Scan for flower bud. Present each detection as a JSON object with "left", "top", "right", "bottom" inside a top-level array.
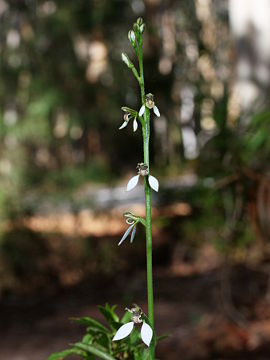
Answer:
[
  {"left": 128, "top": 30, "right": 136, "bottom": 48},
  {"left": 136, "top": 17, "right": 143, "bottom": 26},
  {"left": 133, "top": 23, "right": 140, "bottom": 34},
  {"left": 121, "top": 52, "right": 133, "bottom": 68},
  {"left": 139, "top": 24, "right": 145, "bottom": 34}
]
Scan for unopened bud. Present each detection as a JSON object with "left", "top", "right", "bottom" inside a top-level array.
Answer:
[
  {"left": 133, "top": 23, "right": 140, "bottom": 34},
  {"left": 121, "top": 53, "right": 132, "bottom": 68},
  {"left": 136, "top": 17, "right": 143, "bottom": 26},
  {"left": 139, "top": 24, "right": 145, "bottom": 34},
  {"left": 128, "top": 30, "right": 136, "bottom": 48}
]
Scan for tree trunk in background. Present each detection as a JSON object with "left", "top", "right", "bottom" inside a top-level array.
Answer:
[{"left": 229, "top": 0, "right": 270, "bottom": 114}]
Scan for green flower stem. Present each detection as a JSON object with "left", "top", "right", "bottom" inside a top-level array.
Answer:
[{"left": 138, "top": 45, "right": 155, "bottom": 359}]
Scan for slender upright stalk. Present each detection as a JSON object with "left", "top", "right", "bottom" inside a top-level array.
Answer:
[
  {"left": 138, "top": 47, "right": 155, "bottom": 359},
  {"left": 121, "top": 19, "right": 157, "bottom": 358}
]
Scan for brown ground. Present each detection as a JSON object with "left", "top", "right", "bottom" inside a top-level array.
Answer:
[
  {"left": 1, "top": 201, "right": 270, "bottom": 360},
  {"left": 1, "top": 259, "right": 270, "bottom": 360}
]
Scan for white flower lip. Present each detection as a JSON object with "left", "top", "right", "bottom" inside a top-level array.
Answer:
[
  {"left": 139, "top": 102, "right": 160, "bottom": 117},
  {"left": 119, "top": 121, "right": 128, "bottom": 130},
  {"left": 139, "top": 105, "right": 145, "bottom": 117},
  {"left": 133, "top": 118, "right": 138, "bottom": 132},
  {"left": 153, "top": 105, "right": 160, "bottom": 117},
  {"left": 118, "top": 224, "right": 134, "bottom": 246},
  {"left": 126, "top": 172, "right": 159, "bottom": 192},
  {"left": 126, "top": 174, "right": 140, "bottom": 192},
  {"left": 141, "top": 321, "right": 153, "bottom": 347},
  {"left": 130, "top": 225, "right": 136, "bottom": 243},
  {"left": 148, "top": 175, "right": 159, "bottom": 192},
  {"left": 113, "top": 320, "right": 153, "bottom": 347},
  {"left": 113, "top": 322, "right": 134, "bottom": 341}
]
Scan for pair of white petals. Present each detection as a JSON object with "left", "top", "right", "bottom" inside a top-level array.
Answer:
[
  {"left": 118, "top": 223, "right": 136, "bottom": 246},
  {"left": 139, "top": 104, "right": 160, "bottom": 117},
  {"left": 113, "top": 321, "right": 153, "bottom": 347},
  {"left": 126, "top": 174, "right": 159, "bottom": 192},
  {"left": 119, "top": 118, "right": 138, "bottom": 132}
]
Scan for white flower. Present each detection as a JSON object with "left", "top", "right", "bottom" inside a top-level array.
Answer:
[
  {"left": 119, "top": 117, "right": 138, "bottom": 132},
  {"left": 139, "top": 93, "right": 160, "bottom": 118},
  {"left": 118, "top": 212, "right": 145, "bottom": 246},
  {"left": 126, "top": 163, "right": 159, "bottom": 192},
  {"left": 118, "top": 221, "right": 137, "bottom": 246},
  {"left": 112, "top": 306, "right": 153, "bottom": 347},
  {"left": 119, "top": 108, "right": 139, "bottom": 132}
]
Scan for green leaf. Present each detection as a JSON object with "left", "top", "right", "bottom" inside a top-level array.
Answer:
[
  {"left": 156, "top": 334, "right": 170, "bottom": 342},
  {"left": 134, "top": 347, "right": 151, "bottom": 360},
  {"left": 74, "top": 343, "right": 116, "bottom": 360},
  {"left": 47, "top": 348, "right": 84, "bottom": 360},
  {"left": 98, "top": 304, "right": 119, "bottom": 324},
  {"left": 121, "top": 311, "right": 132, "bottom": 324},
  {"left": 82, "top": 334, "right": 93, "bottom": 344},
  {"left": 71, "top": 316, "right": 109, "bottom": 334}
]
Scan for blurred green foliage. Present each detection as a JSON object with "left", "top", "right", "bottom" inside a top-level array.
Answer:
[
  {"left": 0, "top": 0, "right": 270, "bottom": 294},
  {"left": 48, "top": 304, "right": 155, "bottom": 360}
]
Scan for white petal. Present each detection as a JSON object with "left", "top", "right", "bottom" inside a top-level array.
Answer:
[
  {"left": 119, "top": 121, "right": 128, "bottom": 130},
  {"left": 148, "top": 175, "right": 159, "bottom": 192},
  {"left": 130, "top": 225, "right": 136, "bottom": 243},
  {"left": 153, "top": 105, "right": 160, "bottom": 117},
  {"left": 113, "top": 322, "right": 134, "bottom": 341},
  {"left": 141, "top": 322, "right": 153, "bottom": 347},
  {"left": 118, "top": 225, "right": 134, "bottom": 246},
  {"left": 139, "top": 105, "right": 145, "bottom": 117},
  {"left": 133, "top": 118, "right": 138, "bottom": 132},
  {"left": 126, "top": 175, "right": 140, "bottom": 192}
]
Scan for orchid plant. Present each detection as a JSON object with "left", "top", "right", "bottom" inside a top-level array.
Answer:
[
  {"left": 48, "top": 18, "right": 159, "bottom": 360},
  {"left": 114, "top": 17, "right": 160, "bottom": 359}
]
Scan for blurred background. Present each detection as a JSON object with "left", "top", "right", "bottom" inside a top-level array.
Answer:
[{"left": 1, "top": 0, "right": 270, "bottom": 359}]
